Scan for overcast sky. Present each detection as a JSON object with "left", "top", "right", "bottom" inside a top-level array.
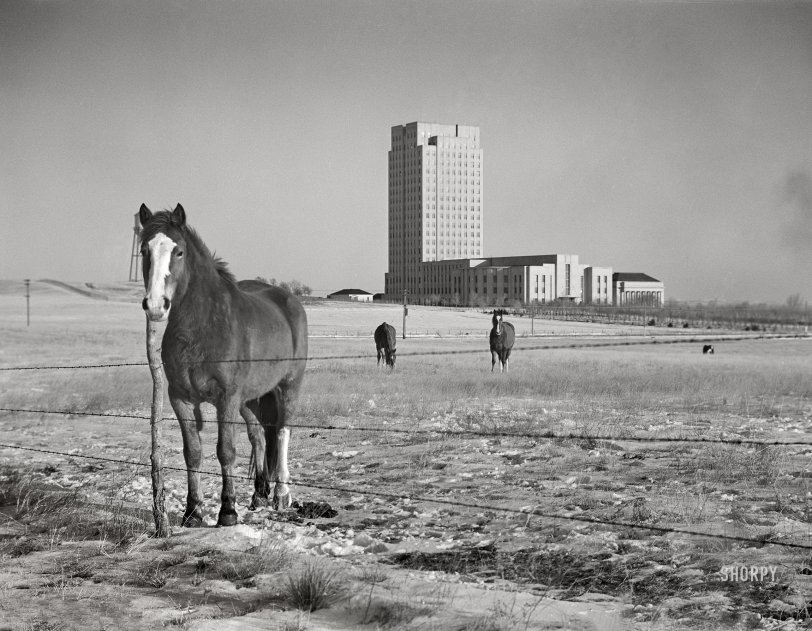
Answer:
[{"left": 2, "top": 0, "right": 811, "bottom": 303}]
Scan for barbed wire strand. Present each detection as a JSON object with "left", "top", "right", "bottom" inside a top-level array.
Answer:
[
  {"left": 0, "top": 441, "right": 810, "bottom": 551},
  {"left": 0, "top": 332, "right": 808, "bottom": 372},
  {"left": 2, "top": 406, "right": 811, "bottom": 447}
]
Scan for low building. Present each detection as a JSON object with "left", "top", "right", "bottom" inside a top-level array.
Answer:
[
  {"left": 583, "top": 266, "right": 613, "bottom": 305},
  {"left": 327, "top": 288, "right": 373, "bottom": 302},
  {"left": 401, "top": 254, "right": 616, "bottom": 306},
  {"left": 612, "top": 273, "right": 664, "bottom": 306}
]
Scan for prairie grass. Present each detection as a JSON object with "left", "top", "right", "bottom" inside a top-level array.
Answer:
[
  {"left": 301, "top": 336, "right": 811, "bottom": 418},
  {"left": 3, "top": 294, "right": 809, "bottom": 427}
]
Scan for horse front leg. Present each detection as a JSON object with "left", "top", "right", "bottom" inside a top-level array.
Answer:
[
  {"left": 171, "top": 398, "right": 204, "bottom": 527},
  {"left": 216, "top": 397, "right": 241, "bottom": 527},
  {"left": 241, "top": 401, "right": 270, "bottom": 511}
]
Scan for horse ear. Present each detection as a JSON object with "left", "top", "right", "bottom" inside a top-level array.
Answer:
[
  {"left": 172, "top": 203, "right": 186, "bottom": 226},
  {"left": 139, "top": 203, "right": 152, "bottom": 226}
]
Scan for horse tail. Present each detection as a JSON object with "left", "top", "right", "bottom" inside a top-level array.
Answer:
[{"left": 257, "top": 389, "right": 281, "bottom": 483}]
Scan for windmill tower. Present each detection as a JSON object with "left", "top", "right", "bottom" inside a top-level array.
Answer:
[{"left": 129, "top": 212, "right": 142, "bottom": 282}]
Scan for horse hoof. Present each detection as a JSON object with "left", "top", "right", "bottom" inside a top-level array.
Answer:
[
  {"left": 273, "top": 493, "right": 292, "bottom": 511},
  {"left": 217, "top": 511, "right": 239, "bottom": 527},
  {"left": 181, "top": 513, "right": 204, "bottom": 528},
  {"left": 249, "top": 494, "right": 269, "bottom": 511}
]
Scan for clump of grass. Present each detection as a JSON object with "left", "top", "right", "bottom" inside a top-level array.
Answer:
[
  {"left": 0, "top": 536, "right": 44, "bottom": 558},
  {"left": 358, "top": 565, "right": 390, "bottom": 585},
  {"left": 362, "top": 599, "right": 434, "bottom": 628},
  {"left": 0, "top": 466, "right": 151, "bottom": 550},
  {"left": 135, "top": 564, "right": 169, "bottom": 588},
  {"left": 285, "top": 560, "right": 346, "bottom": 612},
  {"left": 198, "top": 540, "right": 294, "bottom": 583},
  {"left": 19, "top": 618, "right": 67, "bottom": 631},
  {"left": 691, "top": 444, "right": 786, "bottom": 485}
]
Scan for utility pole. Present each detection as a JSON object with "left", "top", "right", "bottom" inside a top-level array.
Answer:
[
  {"left": 644, "top": 305, "right": 647, "bottom": 336},
  {"left": 402, "top": 290, "right": 408, "bottom": 339},
  {"left": 531, "top": 299, "right": 536, "bottom": 336},
  {"left": 24, "top": 279, "right": 30, "bottom": 326}
]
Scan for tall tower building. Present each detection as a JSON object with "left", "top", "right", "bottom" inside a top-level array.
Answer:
[{"left": 385, "top": 122, "right": 483, "bottom": 299}]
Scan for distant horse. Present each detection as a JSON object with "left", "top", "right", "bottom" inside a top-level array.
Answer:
[
  {"left": 702, "top": 344, "right": 714, "bottom": 354},
  {"left": 374, "top": 322, "right": 397, "bottom": 368},
  {"left": 139, "top": 203, "right": 308, "bottom": 527},
  {"left": 489, "top": 310, "right": 515, "bottom": 373}
]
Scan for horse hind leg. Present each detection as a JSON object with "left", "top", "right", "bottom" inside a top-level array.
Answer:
[
  {"left": 261, "top": 385, "right": 295, "bottom": 511},
  {"left": 242, "top": 400, "right": 271, "bottom": 511}
]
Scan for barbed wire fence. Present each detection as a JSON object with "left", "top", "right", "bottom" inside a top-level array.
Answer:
[
  {"left": 2, "top": 441, "right": 811, "bottom": 552},
  {"left": 1, "top": 332, "right": 811, "bottom": 555}
]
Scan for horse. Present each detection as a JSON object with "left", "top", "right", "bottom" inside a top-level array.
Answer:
[
  {"left": 374, "top": 322, "right": 397, "bottom": 368},
  {"left": 139, "top": 203, "right": 308, "bottom": 527},
  {"left": 489, "top": 310, "right": 515, "bottom": 373},
  {"left": 702, "top": 344, "right": 714, "bottom": 354}
]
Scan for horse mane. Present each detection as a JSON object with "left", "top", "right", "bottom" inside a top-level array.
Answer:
[{"left": 140, "top": 210, "right": 236, "bottom": 284}]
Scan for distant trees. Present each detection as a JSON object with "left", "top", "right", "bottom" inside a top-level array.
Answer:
[{"left": 254, "top": 277, "right": 312, "bottom": 297}]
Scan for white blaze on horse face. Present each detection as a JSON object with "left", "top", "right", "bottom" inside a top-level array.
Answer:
[{"left": 144, "top": 233, "right": 177, "bottom": 321}]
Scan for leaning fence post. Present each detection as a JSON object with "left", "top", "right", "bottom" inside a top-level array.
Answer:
[{"left": 146, "top": 317, "right": 171, "bottom": 537}]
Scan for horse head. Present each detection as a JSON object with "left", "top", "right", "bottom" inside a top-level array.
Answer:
[
  {"left": 139, "top": 203, "right": 190, "bottom": 322},
  {"left": 492, "top": 310, "right": 504, "bottom": 336}
]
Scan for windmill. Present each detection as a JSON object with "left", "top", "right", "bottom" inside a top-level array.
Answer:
[{"left": 129, "top": 212, "right": 142, "bottom": 282}]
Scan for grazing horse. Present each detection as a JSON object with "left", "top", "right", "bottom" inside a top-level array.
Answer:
[
  {"left": 374, "top": 322, "right": 397, "bottom": 368},
  {"left": 702, "top": 344, "right": 714, "bottom": 354},
  {"left": 139, "top": 203, "right": 308, "bottom": 527},
  {"left": 489, "top": 310, "right": 515, "bottom": 373}
]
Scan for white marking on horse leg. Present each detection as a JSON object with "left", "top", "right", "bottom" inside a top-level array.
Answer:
[
  {"left": 274, "top": 427, "right": 292, "bottom": 509},
  {"left": 144, "top": 233, "right": 177, "bottom": 321}
]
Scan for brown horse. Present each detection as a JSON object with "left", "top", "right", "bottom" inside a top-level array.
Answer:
[
  {"left": 489, "top": 310, "right": 515, "bottom": 373},
  {"left": 374, "top": 322, "right": 397, "bottom": 368},
  {"left": 139, "top": 203, "right": 308, "bottom": 527}
]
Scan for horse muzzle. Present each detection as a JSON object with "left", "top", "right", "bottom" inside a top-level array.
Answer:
[{"left": 142, "top": 296, "right": 171, "bottom": 321}]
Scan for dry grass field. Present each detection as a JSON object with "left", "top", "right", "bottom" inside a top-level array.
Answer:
[{"left": 1, "top": 280, "right": 811, "bottom": 630}]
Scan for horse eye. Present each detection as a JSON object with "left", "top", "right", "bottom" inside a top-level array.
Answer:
[{"left": 176, "top": 250, "right": 184, "bottom": 258}]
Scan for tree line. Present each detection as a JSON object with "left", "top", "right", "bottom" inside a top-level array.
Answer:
[{"left": 254, "top": 277, "right": 312, "bottom": 297}]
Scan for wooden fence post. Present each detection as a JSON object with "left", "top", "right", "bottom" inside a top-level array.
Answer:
[{"left": 146, "top": 317, "right": 171, "bottom": 537}]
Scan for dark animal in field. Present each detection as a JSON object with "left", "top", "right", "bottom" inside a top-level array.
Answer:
[
  {"left": 489, "top": 310, "right": 515, "bottom": 373},
  {"left": 374, "top": 322, "right": 397, "bottom": 368},
  {"left": 139, "top": 203, "right": 308, "bottom": 527},
  {"left": 703, "top": 344, "right": 714, "bottom": 354}
]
